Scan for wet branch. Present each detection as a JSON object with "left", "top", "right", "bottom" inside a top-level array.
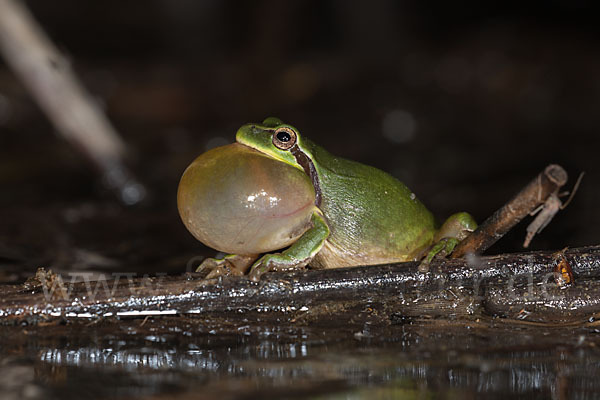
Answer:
[{"left": 1, "top": 245, "right": 600, "bottom": 326}]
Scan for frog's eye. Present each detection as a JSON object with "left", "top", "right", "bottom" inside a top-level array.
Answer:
[{"left": 272, "top": 127, "right": 297, "bottom": 150}]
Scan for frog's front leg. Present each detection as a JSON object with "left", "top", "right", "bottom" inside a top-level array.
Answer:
[
  {"left": 418, "top": 211, "right": 477, "bottom": 272},
  {"left": 248, "top": 211, "right": 330, "bottom": 282},
  {"left": 196, "top": 254, "right": 258, "bottom": 279}
]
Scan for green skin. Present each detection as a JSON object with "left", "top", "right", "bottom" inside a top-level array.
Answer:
[{"left": 197, "top": 118, "right": 477, "bottom": 281}]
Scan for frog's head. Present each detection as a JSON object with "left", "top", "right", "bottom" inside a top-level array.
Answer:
[
  {"left": 236, "top": 117, "right": 322, "bottom": 205},
  {"left": 236, "top": 117, "right": 310, "bottom": 170}
]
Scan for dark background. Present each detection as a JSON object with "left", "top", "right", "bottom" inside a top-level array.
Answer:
[{"left": 1, "top": 0, "right": 598, "bottom": 279}]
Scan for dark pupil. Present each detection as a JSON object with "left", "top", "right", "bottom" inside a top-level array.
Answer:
[{"left": 276, "top": 131, "right": 291, "bottom": 142}]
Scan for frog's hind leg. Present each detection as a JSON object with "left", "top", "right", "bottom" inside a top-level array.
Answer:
[
  {"left": 434, "top": 212, "right": 477, "bottom": 243},
  {"left": 196, "top": 254, "right": 258, "bottom": 279},
  {"left": 418, "top": 212, "right": 477, "bottom": 272}
]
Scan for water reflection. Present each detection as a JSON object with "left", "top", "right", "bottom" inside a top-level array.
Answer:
[{"left": 22, "top": 321, "right": 600, "bottom": 399}]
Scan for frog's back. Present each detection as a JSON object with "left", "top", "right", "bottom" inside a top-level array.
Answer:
[{"left": 310, "top": 145, "right": 436, "bottom": 269}]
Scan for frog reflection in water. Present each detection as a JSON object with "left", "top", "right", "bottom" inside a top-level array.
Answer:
[{"left": 177, "top": 118, "right": 477, "bottom": 281}]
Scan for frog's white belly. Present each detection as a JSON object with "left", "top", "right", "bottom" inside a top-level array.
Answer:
[{"left": 311, "top": 240, "right": 417, "bottom": 269}]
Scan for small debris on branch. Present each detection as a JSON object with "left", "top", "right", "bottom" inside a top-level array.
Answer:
[
  {"left": 553, "top": 247, "right": 574, "bottom": 288},
  {"left": 523, "top": 194, "right": 563, "bottom": 248},
  {"left": 524, "top": 171, "right": 584, "bottom": 248}
]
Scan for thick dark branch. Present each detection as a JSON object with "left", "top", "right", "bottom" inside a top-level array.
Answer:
[{"left": 2, "top": 245, "right": 600, "bottom": 326}]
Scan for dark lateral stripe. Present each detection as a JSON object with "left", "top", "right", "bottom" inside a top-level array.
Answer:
[{"left": 291, "top": 145, "right": 322, "bottom": 207}]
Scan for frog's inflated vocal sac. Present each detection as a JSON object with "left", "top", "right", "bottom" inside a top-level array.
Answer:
[{"left": 177, "top": 118, "right": 477, "bottom": 281}]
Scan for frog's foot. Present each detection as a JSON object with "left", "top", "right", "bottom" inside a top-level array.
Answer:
[
  {"left": 248, "top": 253, "right": 311, "bottom": 282},
  {"left": 418, "top": 211, "right": 478, "bottom": 272},
  {"left": 196, "top": 254, "right": 257, "bottom": 279},
  {"left": 197, "top": 259, "right": 241, "bottom": 279},
  {"left": 418, "top": 237, "right": 460, "bottom": 273}
]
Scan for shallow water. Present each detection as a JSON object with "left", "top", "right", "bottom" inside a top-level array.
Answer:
[{"left": 2, "top": 316, "right": 599, "bottom": 399}]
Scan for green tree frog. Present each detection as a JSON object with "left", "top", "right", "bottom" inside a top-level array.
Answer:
[{"left": 177, "top": 118, "right": 477, "bottom": 281}]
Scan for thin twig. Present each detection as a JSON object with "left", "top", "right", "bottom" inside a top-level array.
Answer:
[
  {"left": 451, "top": 164, "right": 568, "bottom": 258},
  {"left": 0, "top": 0, "right": 145, "bottom": 204}
]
